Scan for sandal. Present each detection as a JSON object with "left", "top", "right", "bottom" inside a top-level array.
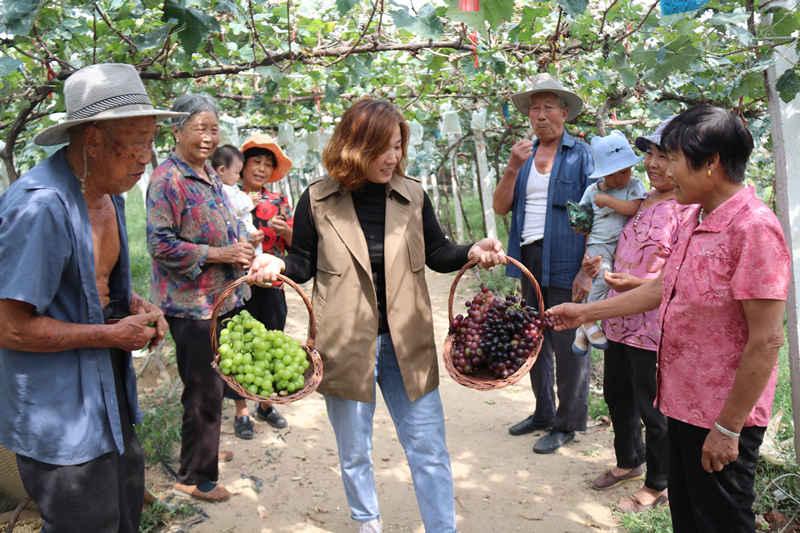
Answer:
[
  {"left": 173, "top": 482, "right": 231, "bottom": 502},
  {"left": 234, "top": 415, "right": 254, "bottom": 440},
  {"left": 590, "top": 465, "right": 644, "bottom": 491},
  {"left": 616, "top": 490, "right": 668, "bottom": 513},
  {"left": 256, "top": 405, "right": 288, "bottom": 429}
]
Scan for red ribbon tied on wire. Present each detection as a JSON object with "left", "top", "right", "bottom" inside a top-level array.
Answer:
[
  {"left": 468, "top": 31, "right": 479, "bottom": 68},
  {"left": 459, "top": 0, "right": 480, "bottom": 11}
]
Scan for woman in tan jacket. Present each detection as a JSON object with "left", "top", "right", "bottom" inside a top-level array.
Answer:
[{"left": 250, "top": 98, "right": 505, "bottom": 533}]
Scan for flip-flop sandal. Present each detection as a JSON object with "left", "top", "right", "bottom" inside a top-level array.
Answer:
[
  {"left": 174, "top": 482, "right": 232, "bottom": 502},
  {"left": 590, "top": 465, "right": 645, "bottom": 490},
  {"left": 616, "top": 492, "right": 668, "bottom": 513}
]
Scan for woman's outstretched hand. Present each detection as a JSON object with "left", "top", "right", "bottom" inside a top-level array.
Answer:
[
  {"left": 248, "top": 253, "right": 286, "bottom": 286},
  {"left": 467, "top": 238, "right": 507, "bottom": 268},
  {"left": 545, "top": 303, "right": 588, "bottom": 331}
]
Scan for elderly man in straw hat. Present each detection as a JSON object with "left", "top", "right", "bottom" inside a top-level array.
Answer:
[
  {"left": 0, "top": 63, "right": 180, "bottom": 532},
  {"left": 493, "top": 73, "right": 595, "bottom": 454}
]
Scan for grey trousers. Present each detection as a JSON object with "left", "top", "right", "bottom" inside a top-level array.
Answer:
[
  {"left": 585, "top": 241, "right": 617, "bottom": 304},
  {"left": 520, "top": 242, "right": 590, "bottom": 432}
]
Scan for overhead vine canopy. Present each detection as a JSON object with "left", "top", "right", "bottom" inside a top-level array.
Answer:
[{"left": 1, "top": 0, "right": 799, "bottom": 184}]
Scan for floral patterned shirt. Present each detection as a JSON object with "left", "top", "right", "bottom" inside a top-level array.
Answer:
[
  {"left": 147, "top": 154, "right": 249, "bottom": 319},
  {"left": 656, "top": 186, "right": 790, "bottom": 429},
  {"left": 248, "top": 187, "right": 293, "bottom": 256},
  {"left": 603, "top": 197, "right": 690, "bottom": 351}
]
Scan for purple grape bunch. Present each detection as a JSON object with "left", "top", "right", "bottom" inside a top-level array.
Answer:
[{"left": 449, "top": 285, "right": 553, "bottom": 379}]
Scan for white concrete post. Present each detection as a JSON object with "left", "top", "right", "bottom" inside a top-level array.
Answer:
[
  {"left": 767, "top": 43, "right": 800, "bottom": 460},
  {"left": 471, "top": 107, "right": 497, "bottom": 240}
]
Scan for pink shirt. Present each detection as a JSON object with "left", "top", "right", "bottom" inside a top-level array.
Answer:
[
  {"left": 656, "top": 186, "right": 790, "bottom": 429},
  {"left": 604, "top": 197, "right": 689, "bottom": 351}
]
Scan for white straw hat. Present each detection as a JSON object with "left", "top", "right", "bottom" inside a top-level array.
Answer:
[
  {"left": 34, "top": 63, "right": 186, "bottom": 146},
  {"left": 510, "top": 73, "right": 583, "bottom": 122}
]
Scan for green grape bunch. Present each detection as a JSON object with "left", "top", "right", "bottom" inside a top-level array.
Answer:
[{"left": 217, "top": 310, "right": 309, "bottom": 397}]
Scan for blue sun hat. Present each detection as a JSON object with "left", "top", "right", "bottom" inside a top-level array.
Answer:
[
  {"left": 588, "top": 130, "right": 643, "bottom": 179},
  {"left": 634, "top": 116, "right": 676, "bottom": 152}
]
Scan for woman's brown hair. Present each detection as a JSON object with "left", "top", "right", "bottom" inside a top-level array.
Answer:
[{"left": 322, "top": 98, "right": 409, "bottom": 190}]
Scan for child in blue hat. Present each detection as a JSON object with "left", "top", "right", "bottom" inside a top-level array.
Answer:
[{"left": 572, "top": 131, "right": 647, "bottom": 355}]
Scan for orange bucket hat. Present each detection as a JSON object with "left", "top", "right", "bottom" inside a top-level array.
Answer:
[{"left": 240, "top": 133, "right": 293, "bottom": 183}]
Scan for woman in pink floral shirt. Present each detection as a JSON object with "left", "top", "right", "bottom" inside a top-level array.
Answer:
[
  {"left": 586, "top": 118, "right": 689, "bottom": 513},
  {"left": 548, "top": 105, "right": 790, "bottom": 533}
]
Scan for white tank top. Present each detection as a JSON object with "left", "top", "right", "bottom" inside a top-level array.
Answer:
[{"left": 521, "top": 164, "right": 550, "bottom": 245}]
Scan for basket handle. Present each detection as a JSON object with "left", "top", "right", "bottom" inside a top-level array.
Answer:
[
  {"left": 447, "top": 256, "right": 545, "bottom": 323},
  {"left": 210, "top": 274, "right": 317, "bottom": 355}
]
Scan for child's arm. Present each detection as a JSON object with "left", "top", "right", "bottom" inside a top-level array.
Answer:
[{"left": 594, "top": 194, "right": 642, "bottom": 216}]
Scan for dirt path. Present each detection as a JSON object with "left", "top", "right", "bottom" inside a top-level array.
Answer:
[{"left": 151, "top": 270, "right": 627, "bottom": 533}]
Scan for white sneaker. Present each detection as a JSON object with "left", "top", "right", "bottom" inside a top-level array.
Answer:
[{"left": 358, "top": 518, "right": 382, "bottom": 533}]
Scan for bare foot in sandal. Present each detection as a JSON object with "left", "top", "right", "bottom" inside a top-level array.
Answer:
[
  {"left": 616, "top": 486, "right": 668, "bottom": 513},
  {"left": 174, "top": 481, "right": 231, "bottom": 502}
]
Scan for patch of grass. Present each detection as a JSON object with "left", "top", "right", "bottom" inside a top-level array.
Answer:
[
  {"left": 124, "top": 189, "right": 151, "bottom": 299},
  {"left": 137, "top": 384, "right": 182, "bottom": 465},
  {"left": 619, "top": 506, "right": 672, "bottom": 533},
  {"left": 754, "top": 460, "right": 800, "bottom": 517},
  {"left": 772, "top": 344, "right": 794, "bottom": 442},
  {"left": 588, "top": 390, "right": 609, "bottom": 420},
  {"left": 139, "top": 498, "right": 200, "bottom": 533}
]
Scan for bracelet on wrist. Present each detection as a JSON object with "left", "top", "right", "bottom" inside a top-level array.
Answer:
[{"left": 714, "top": 421, "right": 740, "bottom": 439}]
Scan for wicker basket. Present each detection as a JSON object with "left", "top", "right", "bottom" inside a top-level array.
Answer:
[
  {"left": 443, "top": 256, "right": 545, "bottom": 391},
  {"left": 210, "top": 275, "right": 323, "bottom": 404}
]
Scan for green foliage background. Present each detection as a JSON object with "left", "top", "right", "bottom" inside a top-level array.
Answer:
[{"left": 1, "top": 0, "right": 798, "bottom": 200}]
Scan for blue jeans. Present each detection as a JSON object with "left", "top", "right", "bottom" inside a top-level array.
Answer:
[{"left": 325, "top": 334, "right": 456, "bottom": 532}]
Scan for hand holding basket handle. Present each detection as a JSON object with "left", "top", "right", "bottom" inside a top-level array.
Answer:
[
  {"left": 466, "top": 238, "right": 507, "bottom": 268},
  {"left": 248, "top": 253, "right": 286, "bottom": 286}
]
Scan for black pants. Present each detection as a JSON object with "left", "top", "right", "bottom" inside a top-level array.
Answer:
[
  {"left": 521, "top": 242, "right": 590, "bottom": 432},
  {"left": 167, "top": 308, "right": 239, "bottom": 485},
  {"left": 604, "top": 340, "right": 668, "bottom": 490},
  {"left": 668, "top": 417, "right": 765, "bottom": 533},
  {"left": 17, "top": 349, "right": 144, "bottom": 533},
  {"left": 246, "top": 285, "right": 287, "bottom": 330},
  {"left": 223, "top": 287, "right": 288, "bottom": 401}
]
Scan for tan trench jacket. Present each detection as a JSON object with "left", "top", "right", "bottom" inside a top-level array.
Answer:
[{"left": 309, "top": 174, "right": 438, "bottom": 402}]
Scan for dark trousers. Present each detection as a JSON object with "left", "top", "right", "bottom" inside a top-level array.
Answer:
[
  {"left": 167, "top": 309, "right": 239, "bottom": 486},
  {"left": 521, "top": 242, "right": 590, "bottom": 432},
  {"left": 223, "top": 287, "right": 288, "bottom": 401},
  {"left": 604, "top": 341, "right": 668, "bottom": 490},
  {"left": 246, "top": 285, "right": 287, "bottom": 330},
  {"left": 668, "top": 417, "right": 765, "bottom": 533},
  {"left": 17, "top": 349, "right": 144, "bottom": 533}
]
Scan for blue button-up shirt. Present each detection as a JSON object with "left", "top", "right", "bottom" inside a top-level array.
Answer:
[
  {"left": 0, "top": 148, "right": 140, "bottom": 465},
  {"left": 506, "top": 130, "right": 594, "bottom": 289}
]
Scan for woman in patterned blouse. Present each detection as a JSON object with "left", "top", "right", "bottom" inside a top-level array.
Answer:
[
  {"left": 231, "top": 134, "right": 294, "bottom": 435},
  {"left": 147, "top": 94, "right": 254, "bottom": 502}
]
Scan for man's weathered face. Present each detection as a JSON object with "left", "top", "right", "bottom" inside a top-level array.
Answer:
[
  {"left": 90, "top": 116, "right": 157, "bottom": 194},
  {"left": 527, "top": 92, "right": 567, "bottom": 142}
]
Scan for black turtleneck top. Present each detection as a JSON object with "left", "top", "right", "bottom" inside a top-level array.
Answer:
[{"left": 284, "top": 180, "right": 472, "bottom": 334}]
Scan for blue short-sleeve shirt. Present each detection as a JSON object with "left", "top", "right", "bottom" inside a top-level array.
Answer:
[
  {"left": 506, "top": 130, "right": 595, "bottom": 289},
  {"left": 0, "top": 148, "right": 140, "bottom": 465}
]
